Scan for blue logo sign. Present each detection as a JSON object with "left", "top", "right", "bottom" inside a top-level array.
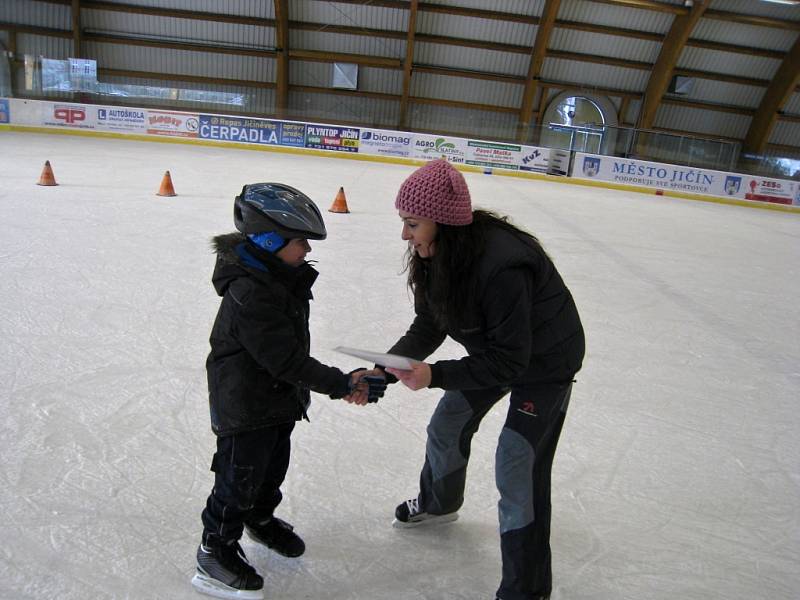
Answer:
[
  {"left": 582, "top": 156, "right": 600, "bottom": 177},
  {"left": 724, "top": 176, "right": 741, "bottom": 195},
  {"left": 97, "top": 108, "right": 107, "bottom": 120},
  {"left": 0, "top": 99, "right": 9, "bottom": 124}
]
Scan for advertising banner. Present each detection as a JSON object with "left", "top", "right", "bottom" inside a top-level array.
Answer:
[
  {"left": 305, "top": 124, "right": 360, "bottom": 152},
  {"left": 43, "top": 103, "right": 96, "bottom": 129},
  {"left": 464, "top": 140, "right": 522, "bottom": 171},
  {"left": 466, "top": 140, "right": 522, "bottom": 169},
  {"left": 464, "top": 140, "right": 550, "bottom": 172},
  {"left": 742, "top": 177, "right": 797, "bottom": 205},
  {"left": 411, "top": 134, "right": 466, "bottom": 163},
  {"left": 198, "top": 115, "right": 281, "bottom": 145},
  {"left": 518, "top": 145, "right": 550, "bottom": 173},
  {"left": 573, "top": 153, "right": 800, "bottom": 206},
  {"left": 95, "top": 106, "right": 146, "bottom": 133},
  {"left": 0, "top": 99, "right": 8, "bottom": 124},
  {"left": 359, "top": 128, "right": 413, "bottom": 158},
  {"left": 279, "top": 122, "right": 306, "bottom": 147},
  {"left": 146, "top": 110, "right": 199, "bottom": 138}
]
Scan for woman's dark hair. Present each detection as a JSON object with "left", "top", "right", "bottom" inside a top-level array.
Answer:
[{"left": 403, "top": 209, "right": 543, "bottom": 329}]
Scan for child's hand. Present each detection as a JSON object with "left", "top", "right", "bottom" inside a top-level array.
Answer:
[{"left": 343, "top": 368, "right": 385, "bottom": 405}]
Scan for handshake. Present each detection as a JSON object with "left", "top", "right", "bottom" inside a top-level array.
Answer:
[{"left": 341, "top": 368, "right": 388, "bottom": 406}]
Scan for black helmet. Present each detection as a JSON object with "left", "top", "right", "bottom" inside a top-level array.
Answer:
[{"left": 233, "top": 183, "right": 327, "bottom": 240}]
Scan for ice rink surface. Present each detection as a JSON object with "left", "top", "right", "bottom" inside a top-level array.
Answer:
[{"left": 1, "top": 131, "right": 798, "bottom": 600}]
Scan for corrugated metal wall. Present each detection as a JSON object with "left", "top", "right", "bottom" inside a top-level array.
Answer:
[
  {"left": 687, "top": 79, "right": 764, "bottom": 110},
  {"left": 549, "top": 29, "right": 661, "bottom": 63},
  {"left": 679, "top": 47, "right": 780, "bottom": 80},
  {"left": 417, "top": 12, "right": 535, "bottom": 48},
  {"left": 655, "top": 104, "right": 751, "bottom": 140},
  {"left": 785, "top": 92, "right": 800, "bottom": 116},
  {"left": 557, "top": 0, "right": 675, "bottom": 33},
  {"left": 769, "top": 122, "right": 800, "bottom": 151},
  {"left": 414, "top": 41, "right": 528, "bottom": 76},
  {"left": 411, "top": 71, "right": 521, "bottom": 108},
  {"left": 290, "top": 30, "right": 401, "bottom": 59},
  {"left": 0, "top": 1, "right": 70, "bottom": 30},
  {"left": 86, "top": 41, "right": 276, "bottom": 83},
  {"left": 98, "top": 0, "right": 274, "bottom": 19},
  {"left": 426, "top": 0, "right": 543, "bottom": 17},
  {"left": 81, "top": 11, "right": 275, "bottom": 50},
  {"left": 693, "top": 19, "right": 797, "bottom": 53},
  {"left": 710, "top": 0, "right": 799, "bottom": 24},
  {"left": 542, "top": 58, "right": 649, "bottom": 92},
  {"left": 292, "top": 0, "right": 407, "bottom": 32}
]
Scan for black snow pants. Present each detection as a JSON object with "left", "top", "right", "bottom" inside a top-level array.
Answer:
[
  {"left": 201, "top": 422, "right": 295, "bottom": 544},
  {"left": 416, "top": 381, "right": 573, "bottom": 600}
]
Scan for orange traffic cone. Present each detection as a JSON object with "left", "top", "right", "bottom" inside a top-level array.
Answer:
[
  {"left": 156, "top": 170, "right": 177, "bottom": 197},
  {"left": 328, "top": 187, "right": 349, "bottom": 213},
  {"left": 37, "top": 160, "right": 58, "bottom": 186}
]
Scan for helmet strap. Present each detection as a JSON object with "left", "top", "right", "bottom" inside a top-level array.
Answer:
[{"left": 248, "top": 231, "right": 287, "bottom": 253}]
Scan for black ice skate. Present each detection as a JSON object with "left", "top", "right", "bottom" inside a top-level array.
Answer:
[
  {"left": 392, "top": 497, "right": 459, "bottom": 528},
  {"left": 191, "top": 539, "right": 264, "bottom": 600},
  {"left": 245, "top": 516, "right": 305, "bottom": 557}
]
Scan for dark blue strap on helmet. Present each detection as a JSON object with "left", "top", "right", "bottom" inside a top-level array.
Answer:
[{"left": 248, "top": 231, "right": 286, "bottom": 253}]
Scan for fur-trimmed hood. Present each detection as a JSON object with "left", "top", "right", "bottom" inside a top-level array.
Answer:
[
  {"left": 211, "top": 231, "right": 246, "bottom": 260},
  {"left": 209, "top": 232, "right": 318, "bottom": 298}
]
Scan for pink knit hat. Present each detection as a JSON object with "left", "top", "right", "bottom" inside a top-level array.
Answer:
[{"left": 395, "top": 159, "right": 473, "bottom": 225}]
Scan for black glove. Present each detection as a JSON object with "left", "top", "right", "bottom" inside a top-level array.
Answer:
[
  {"left": 362, "top": 375, "right": 387, "bottom": 403},
  {"left": 329, "top": 373, "right": 353, "bottom": 400},
  {"left": 328, "top": 368, "right": 363, "bottom": 400},
  {"left": 374, "top": 365, "right": 398, "bottom": 385}
]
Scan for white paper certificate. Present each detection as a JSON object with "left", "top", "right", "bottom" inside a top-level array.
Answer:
[{"left": 334, "top": 346, "right": 415, "bottom": 370}]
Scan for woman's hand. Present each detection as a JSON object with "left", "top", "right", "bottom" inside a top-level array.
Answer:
[{"left": 385, "top": 362, "right": 431, "bottom": 391}]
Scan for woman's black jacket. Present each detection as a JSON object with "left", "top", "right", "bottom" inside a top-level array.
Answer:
[
  {"left": 206, "top": 233, "right": 349, "bottom": 436},
  {"left": 388, "top": 226, "right": 585, "bottom": 390}
]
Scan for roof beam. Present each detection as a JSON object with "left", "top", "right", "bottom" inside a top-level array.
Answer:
[
  {"left": 81, "top": 1, "right": 275, "bottom": 27},
  {"left": 638, "top": 0, "right": 709, "bottom": 130},
  {"left": 587, "top": 0, "right": 800, "bottom": 32},
  {"left": 273, "top": 0, "right": 289, "bottom": 118},
  {"left": 587, "top": 0, "right": 685, "bottom": 15},
  {"left": 418, "top": 2, "right": 538, "bottom": 24},
  {"left": 398, "top": 0, "right": 419, "bottom": 129},
  {"left": 742, "top": 33, "right": 800, "bottom": 154},
  {"left": 673, "top": 67, "right": 768, "bottom": 89},
  {"left": 0, "top": 21, "right": 72, "bottom": 39},
  {"left": 518, "top": 0, "right": 561, "bottom": 142},
  {"left": 83, "top": 32, "right": 277, "bottom": 57},
  {"left": 290, "top": 49, "right": 400, "bottom": 69},
  {"left": 72, "top": 0, "right": 82, "bottom": 57},
  {"left": 686, "top": 38, "right": 784, "bottom": 60},
  {"left": 661, "top": 97, "right": 753, "bottom": 116},
  {"left": 414, "top": 64, "right": 523, "bottom": 84},
  {"left": 7, "top": 31, "right": 17, "bottom": 95},
  {"left": 704, "top": 9, "right": 800, "bottom": 31}
]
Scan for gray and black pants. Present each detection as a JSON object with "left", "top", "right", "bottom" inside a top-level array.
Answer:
[{"left": 416, "top": 381, "right": 573, "bottom": 600}]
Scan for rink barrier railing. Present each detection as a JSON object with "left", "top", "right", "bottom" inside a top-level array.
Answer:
[{"left": 2, "top": 98, "right": 798, "bottom": 214}]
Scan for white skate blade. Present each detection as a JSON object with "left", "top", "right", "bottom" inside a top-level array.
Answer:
[
  {"left": 392, "top": 512, "right": 459, "bottom": 529},
  {"left": 191, "top": 570, "right": 264, "bottom": 600}
]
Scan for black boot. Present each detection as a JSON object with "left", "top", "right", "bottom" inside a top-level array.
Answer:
[
  {"left": 192, "top": 537, "right": 263, "bottom": 599},
  {"left": 245, "top": 516, "right": 305, "bottom": 557}
]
